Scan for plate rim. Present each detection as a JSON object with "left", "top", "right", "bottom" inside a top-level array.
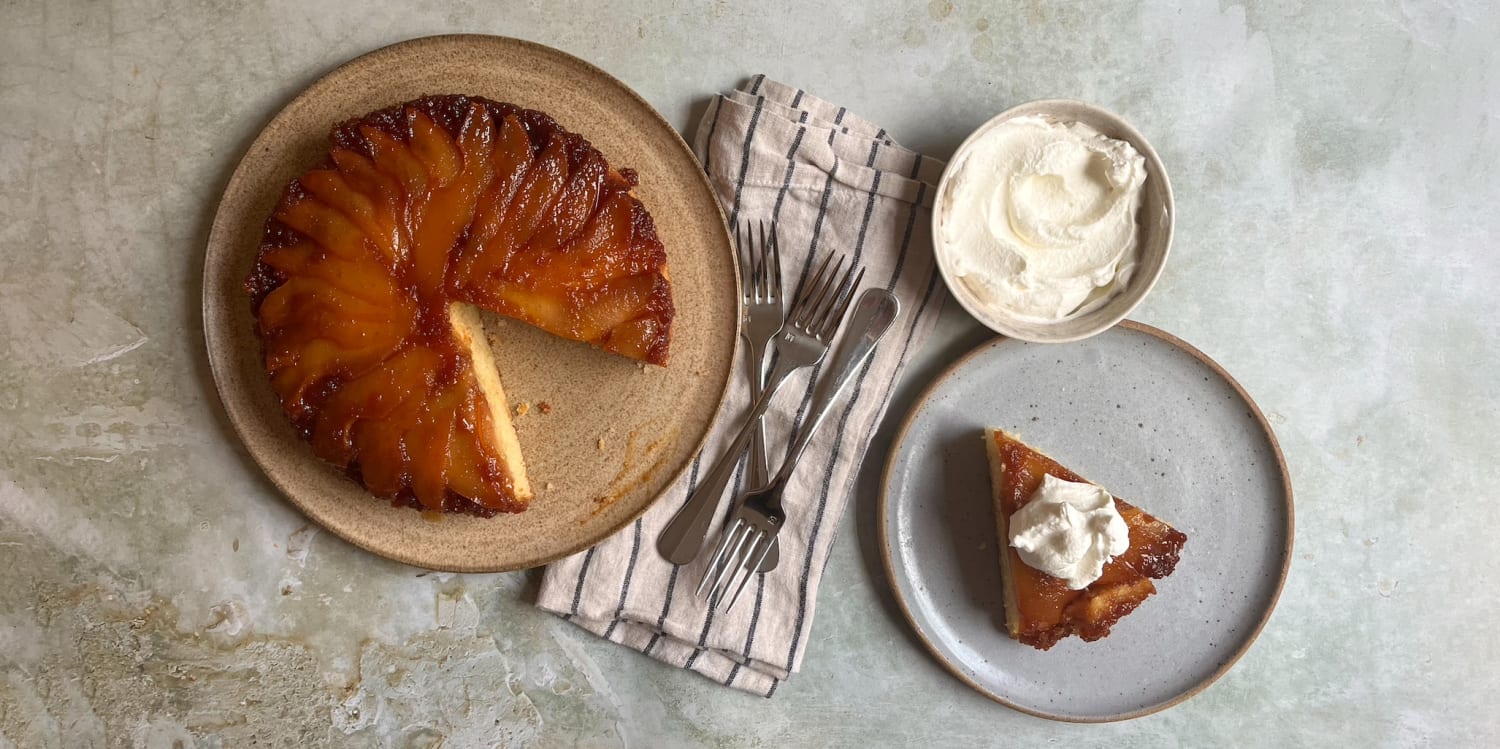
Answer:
[
  {"left": 876, "top": 320, "right": 1295, "bottom": 722},
  {"left": 200, "top": 34, "right": 739, "bottom": 572}
]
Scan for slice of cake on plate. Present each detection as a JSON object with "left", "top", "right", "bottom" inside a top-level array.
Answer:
[{"left": 984, "top": 428, "right": 1187, "bottom": 650}]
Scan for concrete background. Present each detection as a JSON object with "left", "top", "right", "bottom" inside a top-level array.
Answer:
[{"left": 1, "top": 0, "right": 1495, "bottom": 746}]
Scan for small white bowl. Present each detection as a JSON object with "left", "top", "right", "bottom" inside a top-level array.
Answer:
[{"left": 931, "top": 100, "right": 1174, "bottom": 343}]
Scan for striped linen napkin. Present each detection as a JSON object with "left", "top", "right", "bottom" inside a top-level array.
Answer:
[{"left": 536, "top": 75, "right": 946, "bottom": 696}]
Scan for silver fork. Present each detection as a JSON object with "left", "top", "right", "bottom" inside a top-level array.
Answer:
[
  {"left": 656, "top": 253, "right": 863, "bottom": 566},
  {"left": 699, "top": 288, "right": 901, "bottom": 611},
  {"left": 737, "top": 222, "right": 783, "bottom": 571}
]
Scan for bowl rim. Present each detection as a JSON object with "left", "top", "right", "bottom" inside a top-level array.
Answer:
[{"left": 931, "top": 98, "right": 1175, "bottom": 343}]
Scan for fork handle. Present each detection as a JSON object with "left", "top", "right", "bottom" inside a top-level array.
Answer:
[
  {"left": 761, "top": 289, "right": 901, "bottom": 507},
  {"left": 746, "top": 344, "right": 771, "bottom": 488},
  {"left": 656, "top": 355, "right": 802, "bottom": 565},
  {"left": 745, "top": 343, "right": 781, "bottom": 571}
]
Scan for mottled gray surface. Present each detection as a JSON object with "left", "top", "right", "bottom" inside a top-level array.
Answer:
[{"left": 1, "top": 1, "right": 1494, "bottom": 746}]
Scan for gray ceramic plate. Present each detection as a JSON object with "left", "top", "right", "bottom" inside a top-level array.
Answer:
[{"left": 879, "top": 321, "right": 1293, "bottom": 722}]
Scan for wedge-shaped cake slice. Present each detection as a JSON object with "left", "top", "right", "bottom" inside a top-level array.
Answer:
[{"left": 985, "top": 428, "right": 1187, "bottom": 650}]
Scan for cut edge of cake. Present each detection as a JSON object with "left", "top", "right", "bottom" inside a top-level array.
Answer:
[
  {"left": 984, "top": 427, "right": 1024, "bottom": 639},
  {"left": 449, "top": 302, "right": 533, "bottom": 504}
]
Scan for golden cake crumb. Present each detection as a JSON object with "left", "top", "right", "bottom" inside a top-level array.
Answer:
[{"left": 515, "top": 402, "right": 530, "bottom": 417}]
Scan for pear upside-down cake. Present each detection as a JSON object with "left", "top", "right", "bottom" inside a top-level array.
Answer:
[
  {"left": 986, "top": 429, "right": 1187, "bottom": 649},
  {"left": 245, "top": 95, "right": 674, "bottom": 516}
]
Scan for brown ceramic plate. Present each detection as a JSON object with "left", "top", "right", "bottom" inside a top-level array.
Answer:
[{"left": 202, "top": 35, "right": 738, "bottom": 572}]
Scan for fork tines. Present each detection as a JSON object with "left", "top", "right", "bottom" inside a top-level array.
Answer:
[
  {"left": 738, "top": 221, "right": 781, "bottom": 305},
  {"left": 790, "top": 253, "right": 864, "bottom": 339},
  {"left": 697, "top": 514, "right": 776, "bottom": 610}
]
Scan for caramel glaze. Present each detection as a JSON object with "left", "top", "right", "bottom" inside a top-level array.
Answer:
[
  {"left": 994, "top": 432, "right": 1187, "bottom": 650},
  {"left": 246, "top": 95, "right": 674, "bottom": 515}
]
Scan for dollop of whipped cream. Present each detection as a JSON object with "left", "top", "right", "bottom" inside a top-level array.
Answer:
[
  {"left": 1008, "top": 473, "right": 1130, "bottom": 589},
  {"left": 940, "top": 115, "right": 1147, "bottom": 322}
]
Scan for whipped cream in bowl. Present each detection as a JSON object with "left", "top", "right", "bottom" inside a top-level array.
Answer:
[{"left": 933, "top": 101, "right": 1173, "bottom": 342}]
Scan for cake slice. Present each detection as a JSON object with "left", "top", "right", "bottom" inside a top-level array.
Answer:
[{"left": 985, "top": 428, "right": 1187, "bottom": 650}]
